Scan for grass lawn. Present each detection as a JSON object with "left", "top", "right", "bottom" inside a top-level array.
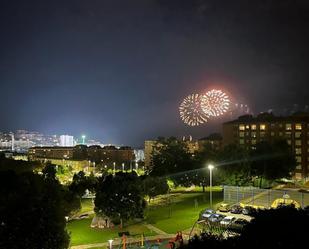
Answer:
[
  {"left": 80, "top": 198, "right": 95, "bottom": 213},
  {"left": 68, "top": 186, "right": 223, "bottom": 246},
  {"left": 145, "top": 187, "right": 223, "bottom": 234},
  {"left": 67, "top": 214, "right": 156, "bottom": 246}
]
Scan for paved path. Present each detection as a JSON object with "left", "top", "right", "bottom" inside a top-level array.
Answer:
[{"left": 144, "top": 223, "right": 167, "bottom": 235}]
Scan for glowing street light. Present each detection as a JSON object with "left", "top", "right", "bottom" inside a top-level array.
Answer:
[
  {"left": 208, "top": 164, "right": 214, "bottom": 209},
  {"left": 113, "top": 162, "right": 116, "bottom": 175},
  {"left": 135, "top": 162, "right": 138, "bottom": 171},
  {"left": 122, "top": 163, "right": 125, "bottom": 171},
  {"left": 108, "top": 239, "right": 113, "bottom": 249}
]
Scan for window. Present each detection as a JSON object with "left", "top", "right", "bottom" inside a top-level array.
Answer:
[
  {"left": 245, "top": 125, "right": 250, "bottom": 130},
  {"left": 251, "top": 132, "right": 256, "bottom": 138},
  {"left": 295, "top": 132, "right": 301, "bottom": 138},
  {"left": 260, "top": 124, "right": 266, "bottom": 130},
  {"left": 287, "top": 140, "right": 291, "bottom": 145},
  {"left": 239, "top": 125, "right": 245, "bottom": 131},
  {"left": 296, "top": 156, "right": 301, "bottom": 163},
  {"left": 295, "top": 140, "right": 302, "bottom": 146},
  {"left": 251, "top": 124, "right": 256, "bottom": 130},
  {"left": 239, "top": 139, "right": 244, "bottom": 145},
  {"left": 260, "top": 132, "right": 266, "bottom": 137},
  {"left": 296, "top": 165, "right": 302, "bottom": 170},
  {"left": 295, "top": 123, "right": 302, "bottom": 130},
  {"left": 252, "top": 139, "right": 256, "bottom": 145},
  {"left": 285, "top": 132, "right": 291, "bottom": 138},
  {"left": 239, "top": 132, "right": 245, "bottom": 137},
  {"left": 286, "top": 124, "right": 292, "bottom": 130},
  {"left": 271, "top": 123, "right": 276, "bottom": 129},
  {"left": 279, "top": 132, "right": 283, "bottom": 136},
  {"left": 271, "top": 132, "right": 275, "bottom": 136},
  {"left": 295, "top": 148, "right": 302, "bottom": 155}
]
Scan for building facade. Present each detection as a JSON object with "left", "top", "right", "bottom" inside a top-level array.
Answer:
[
  {"left": 28, "top": 145, "right": 135, "bottom": 168},
  {"left": 60, "top": 135, "right": 74, "bottom": 147},
  {"left": 222, "top": 113, "right": 309, "bottom": 179}
]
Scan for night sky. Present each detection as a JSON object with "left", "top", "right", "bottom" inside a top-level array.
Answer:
[{"left": 0, "top": 0, "right": 309, "bottom": 147}]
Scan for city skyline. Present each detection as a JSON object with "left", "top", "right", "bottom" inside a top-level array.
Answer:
[{"left": 0, "top": 0, "right": 308, "bottom": 147}]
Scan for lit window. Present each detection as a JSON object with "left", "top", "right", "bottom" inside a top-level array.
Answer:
[
  {"left": 271, "top": 132, "right": 275, "bottom": 136},
  {"left": 239, "top": 125, "right": 245, "bottom": 131},
  {"left": 251, "top": 124, "right": 256, "bottom": 130},
  {"left": 285, "top": 132, "right": 291, "bottom": 138},
  {"left": 296, "top": 165, "right": 302, "bottom": 170},
  {"left": 239, "top": 132, "right": 245, "bottom": 137},
  {"left": 287, "top": 140, "right": 291, "bottom": 145},
  {"left": 295, "top": 140, "right": 301, "bottom": 146},
  {"left": 239, "top": 139, "right": 244, "bottom": 145},
  {"left": 251, "top": 132, "right": 256, "bottom": 138},
  {"left": 295, "top": 123, "right": 302, "bottom": 130},
  {"left": 296, "top": 156, "right": 301, "bottom": 163},
  {"left": 295, "top": 148, "right": 301, "bottom": 155},
  {"left": 286, "top": 124, "right": 292, "bottom": 130},
  {"left": 252, "top": 139, "right": 256, "bottom": 145},
  {"left": 245, "top": 125, "right": 250, "bottom": 129},
  {"left": 260, "top": 132, "right": 266, "bottom": 137},
  {"left": 279, "top": 132, "right": 283, "bottom": 136},
  {"left": 260, "top": 124, "right": 266, "bottom": 130},
  {"left": 295, "top": 132, "right": 301, "bottom": 138}
]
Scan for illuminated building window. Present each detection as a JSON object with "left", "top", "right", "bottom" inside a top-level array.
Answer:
[
  {"left": 260, "top": 124, "right": 266, "bottom": 130},
  {"left": 295, "top": 173, "right": 302, "bottom": 179},
  {"left": 251, "top": 132, "right": 256, "bottom": 138},
  {"left": 260, "top": 132, "right": 266, "bottom": 137},
  {"left": 271, "top": 132, "right": 275, "bottom": 136},
  {"left": 286, "top": 124, "right": 292, "bottom": 130},
  {"left": 239, "top": 139, "right": 244, "bottom": 145},
  {"left": 279, "top": 132, "right": 283, "bottom": 136},
  {"left": 296, "top": 165, "right": 302, "bottom": 170},
  {"left": 296, "top": 156, "right": 301, "bottom": 163},
  {"left": 295, "top": 123, "right": 302, "bottom": 130},
  {"left": 252, "top": 139, "right": 256, "bottom": 145},
  {"left": 251, "top": 124, "right": 256, "bottom": 130},
  {"left": 285, "top": 132, "right": 291, "bottom": 138},
  {"left": 287, "top": 140, "right": 291, "bottom": 145},
  {"left": 246, "top": 125, "right": 250, "bottom": 129},
  {"left": 295, "top": 148, "right": 301, "bottom": 155},
  {"left": 239, "top": 132, "right": 245, "bottom": 137},
  {"left": 295, "top": 132, "right": 301, "bottom": 138},
  {"left": 239, "top": 125, "right": 245, "bottom": 131},
  {"left": 295, "top": 140, "right": 302, "bottom": 146}
]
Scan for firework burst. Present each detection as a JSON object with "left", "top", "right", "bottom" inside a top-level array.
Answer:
[
  {"left": 201, "top": 89, "right": 230, "bottom": 117},
  {"left": 179, "top": 94, "right": 209, "bottom": 126}
]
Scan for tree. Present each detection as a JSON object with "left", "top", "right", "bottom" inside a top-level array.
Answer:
[
  {"left": 0, "top": 170, "right": 70, "bottom": 249},
  {"left": 216, "top": 144, "right": 251, "bottom": 186},
  {"left": 95, "top": 172, "right": 145, "bottom": 228},
  {"left": 250, "top": 140, "right": 296, "bottom": 187},
  {"left": 143, "top": 176, "right": 169, "bottom": 202},
  {"left": 150, "top": 137, "right": 195, "bottom": 177}
]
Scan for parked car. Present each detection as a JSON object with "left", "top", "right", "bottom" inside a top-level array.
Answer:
[
  {"left": 200, "top": 209, "right": 216, "bottom": 220},
  {"left": 218, "top": 203, "right": 231, "bottom": 212},
  {"left": 220, "top": 216, "right": 236, "bottom": 226},
  {"left": 229, "top": 218, "right": 250, "bottom": 232},
  {"left": 230, "top": 204, "right": 243, "bottom": 214},
  {"left": 208, "top": 213, "right": 226, "bottom": 223},
  {"left": 242, "top": 206, "right": 257, "bottom": 216}
]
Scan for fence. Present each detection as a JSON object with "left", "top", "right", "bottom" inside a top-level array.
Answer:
[{"left": 223, "top": 185, "right": 309, "bottom": 208}]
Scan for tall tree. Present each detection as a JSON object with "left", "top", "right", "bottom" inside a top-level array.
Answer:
[
  {"left": 150, "top": 137, "right": 195, "bottom": 177},
  {"left": 0, "top": 170, "right": 70, "bottom": 249},
  {"left": 143, "top": 176, "right": 169, "bottom": 202},
  {"left": 95, "top": 172, "right": 145, "bottom": 228}
]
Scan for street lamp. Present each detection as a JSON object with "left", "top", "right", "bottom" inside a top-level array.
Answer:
[
  {"left": 122, "top": 163, "right": 125, "bottom": 171},
  {"left": 108, "top": 239, "right": 113, "bottom": 249},
  {"left": 208, "top": 164, "right": 214, "bottom": 209},
  {"left": 113, "top": 162, "right": 116, "bottom": 175}
]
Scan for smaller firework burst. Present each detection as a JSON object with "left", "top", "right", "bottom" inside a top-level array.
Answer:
[
  {"left": 179, "top": 94, "right": 209, "bottom": 126},
  {"left": 201, "top": 89, "right": 230, "bottom": 117}
]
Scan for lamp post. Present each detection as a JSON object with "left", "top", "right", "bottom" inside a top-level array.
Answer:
[
  {"left": 108, "top": 239, "right": 113, "bottom": 249},
  {"left": 122, "top": 163, "right": 125, "bottom": 171},
  {"left": 113, "top": 162, "right": 116, "bottom": 175},
  {"left": 208, "top": 164, "right": 214, "bottom": 209}
]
